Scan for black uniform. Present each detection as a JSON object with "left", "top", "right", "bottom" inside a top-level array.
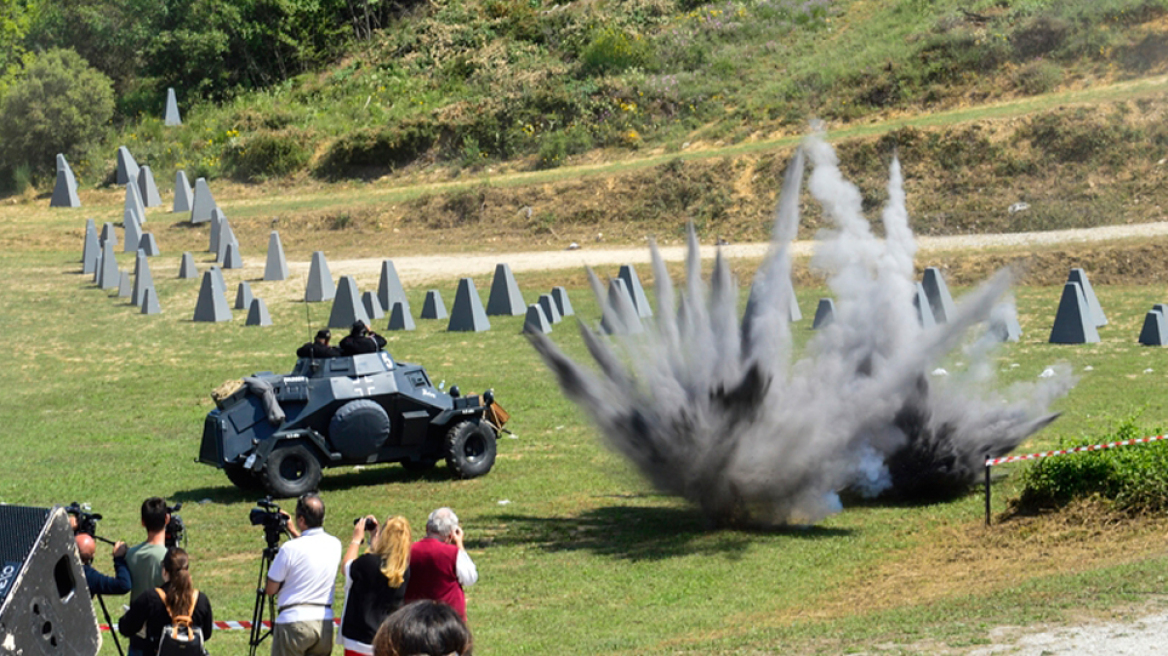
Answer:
[
  {"left": 297, "top": 341, "right": 341, "bottom": 358},
  {"left": 339, "top": 332, "right": 386, "bottom": 356}
]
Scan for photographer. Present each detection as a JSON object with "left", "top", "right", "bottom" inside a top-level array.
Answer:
[
  {"left": 340, "top": 515, "right": 412, "bottom": 656},
  {"left": 126, "top": 497, "right": 170, "bottom": 602},
  {"left": 339, "top": 321, "right": 386, "bottom": 356},
  {"left": 263, "top": 494, "right": 342, "bottom": 656},
  {"left": 402, "top": 508, "right": 477, "bottom": 622},
  {"left": 76, "top": 533, "right": 131, "bottom": 596}
]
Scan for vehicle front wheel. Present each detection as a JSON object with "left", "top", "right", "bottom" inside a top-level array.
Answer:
[
  {"left": 261, "top": 443, "right": 322, "bottom": 497},
  {"left": 444, "top": 421, "right": 497, "bottom": 479}
]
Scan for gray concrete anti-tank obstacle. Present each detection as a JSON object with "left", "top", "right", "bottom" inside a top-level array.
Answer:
[
  {"left": 524, "top": 304, "right": 552, "bottom": 334},
  {"left": 618, "top": 264, "right": 653, "bottom": 318},
  {"left": 141, "top": 287, "right": 161, "bottom": 315},
  {"left": 209, "top": 209, "right": 224, "bottom": 254},
  {"left": 377, "top": 260, "right": 409, "bottom": 317},
  {"left": 538, "top": 293, "right": 562, "bottom": 324},
  {"left": 223, "top": 241, "right": 243, "bottom": 269},
  {"left": 328, "top": 276, "right": 369, "bottom": 328},
  {"left": 812, "top": 298, "right": 835, "bottom": 329},
  {"left": 1138, "top": 308, "right": 1167, "bottom": 346},
  {"left": 235, "top": 281, "right": 254, "bottom": 310},
  {"left": 486, "top": 263, "right": 526, "bottom": 316},
  {"left": 178, "top": 252, "right": 198, "bottom": 279},
  {"left": 193, "top": 270, "right": 232, "bottom": 322},
  {"left": 137, "top": 166, "right": 162, "bottom": 208},
  {"left": 164, "top": 88, "right": 182, "bottom": 126},
  {"left": 362, "top": 291, "right": 385, "bottom": 320},
  {"left": 50, "top": 154, "right": 81, "bottom": 208},
  {"left": 1067, "top": 268, "right": 1107, "bottom": 327},
  {"left": 921, "top": 267, "right": 956, "bottom": 323},
  {"left": 209, "top": 265, "right": 226, "bottom": 296},
  {"left": 246, "top": 298, "right": 272, "bottom": 326},
  {"left": 82, "top": 219, "right": 99, "bottom": 274},
  {"left": 744, "top": 279, "right": 801, "bottom": 325},
  {"left": 173, "top": 171, "right": 193, "bottom": 213},
  {"left": 100, "top": 222, "right": 117, "bottom": 247},
  {"left": 305, "top": 251, "right": 336, "bottom": 302},
  {"left": 421, "top": 290, "right": 447, "bottom": 320},
  {"left": 551, "top": 286, "right": 574, "bottom": 317},
  {"left": 124, "top": 182, "right": 145, "bottom": 225},
  {"left": 601, "top": 278, "right": 644, "bottom": 335},
  {"left": 139, "top": 233, "right": 160, "bottom": 256},
  {"left": 116, "top": 270, "right": 132, "bottom": 297},
  {"left": 1049, "top": 281, "right": 1100, "bottom": 344},
  {"left": 99, "top": 239, "right": 118, "bottom": 290},
  {"left": 264, "top": 231, "right": 289, "bottom": 281},
  {"left": 93, "top": 250, "right": 103, "bottom": 284},
  {"left": 987, "top": 307, "right": 1022, "bottom": 343},
  {"left": 189, "top": 178, "right": 216, "bottom": 223},
  {"left": 116, "top": 146, "right": 139, "bottom": 186},
  {"left": 447, "top": 278, "right": 490, "bottom": 332},
  {"left": 123, "top": 214, "right": 142, "bottom": 253},
  {"left": 913, "top": 282, "right": 937, "bottom": 329},
  {"left": 217, "top": 225, "right": 237, "bottom": 264},
  {"left": 132, "top": 250, "right": 153, "bottom": 307},
  {"left": 388, "top": 301, "right": 415, "bottom": 331}
]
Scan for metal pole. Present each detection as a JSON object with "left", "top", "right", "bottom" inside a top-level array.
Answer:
[{"left": 984, "top": 455, "right": 992, "bottom": 526}]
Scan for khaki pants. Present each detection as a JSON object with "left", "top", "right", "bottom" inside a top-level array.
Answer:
[{"left": 272, "top": 619, "right": 334, "bottom": 656}]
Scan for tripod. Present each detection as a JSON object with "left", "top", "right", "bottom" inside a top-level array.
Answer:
[
  {"left": 248, "top": 544, "right": 280, "bottom": 656},
  {"left": 95, "top": 593, "right": 124, "bottom": 656}
]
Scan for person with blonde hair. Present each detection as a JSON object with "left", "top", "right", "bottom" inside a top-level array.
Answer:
[
  {"left": 118, "top": 548, "right": 213, "bottom": 656},
  {"left": 340, "top": 514, "right": 412, "bottom": 656}
]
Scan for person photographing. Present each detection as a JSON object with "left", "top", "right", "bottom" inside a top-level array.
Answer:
[
  {"left": 340, "top": 514, "right": 412, "bottom": 656},
  {"left": 339, "top": 321, "right": 386, "bottom": 356},
  {"left": 402, "top": 508, "right": 477, "bottom": 622}
]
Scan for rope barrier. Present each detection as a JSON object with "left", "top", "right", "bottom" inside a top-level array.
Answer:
[{"left": 99, "top": 618, "right": 342, "bottom": 632}]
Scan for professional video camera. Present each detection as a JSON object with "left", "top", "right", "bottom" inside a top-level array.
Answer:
[
  {"left": 64, "top": 501, "right": 102, "bottom": 538},
  {"left": 165, "top": 502, "right": 185, "bottom": 548},
  {"left": 249, "top": 497, "right": 288, "bottom": 550},
  {"left": 248, "top": 496, "right": 289, "bottom": 656}
]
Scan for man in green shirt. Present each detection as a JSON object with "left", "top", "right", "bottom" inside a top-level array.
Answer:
[{"left": 124, "top": 497, "right": 170, "bottom": 603}]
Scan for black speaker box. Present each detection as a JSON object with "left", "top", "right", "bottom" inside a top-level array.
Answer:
[{"left": 0, "top": 505, "right": 100, "bottom": 655}]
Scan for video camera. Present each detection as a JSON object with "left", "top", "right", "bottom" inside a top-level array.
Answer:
[
  {"left": 64, "top": 501, "right": 102, "bottom": 538},
  {"left": 165, "top": 502, "right": 185, "bottom": 548},
  {"left": 249, "top": 497, "right": 288, "bottom": 550}
]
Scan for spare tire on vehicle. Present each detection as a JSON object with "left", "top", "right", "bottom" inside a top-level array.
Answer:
[{"left": 329, "top": 399, "right": 391, "bottom": 459}]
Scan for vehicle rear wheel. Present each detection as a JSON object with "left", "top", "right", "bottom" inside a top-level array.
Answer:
[
  {"left": 262, "top": 443, "right": 322, "bottom": 497},
  {"left": 224, "top": 464, "right": 263, "bottom": 491},
  {"left": 444, "top": 420, "right": 497, "bottom": 479}
]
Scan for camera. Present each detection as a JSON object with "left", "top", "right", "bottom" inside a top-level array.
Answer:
[
  {"left": 250, "top": 497, "right": 288, "bottom": 549},
  {"left": 353, "top": 517, "right": 377, "bottom": 532},
  {"left": 165, "top": 502, "right": 185, "bottom": 548},
  {"left": 65, "top": 501, "right": 102, "bottom": 537}
]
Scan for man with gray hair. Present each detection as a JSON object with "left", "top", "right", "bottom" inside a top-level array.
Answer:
[{"left": 402, "top": 507, "right": 478, "bottom": 620}]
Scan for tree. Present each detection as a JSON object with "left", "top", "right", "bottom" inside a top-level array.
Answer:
[{"left": 0, "top": 48, "right": 115, "bottom": 179}]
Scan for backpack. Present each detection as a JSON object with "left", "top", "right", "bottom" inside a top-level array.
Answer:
[{"left": 155, "top": 588, "right": 207, "bottom": 656}]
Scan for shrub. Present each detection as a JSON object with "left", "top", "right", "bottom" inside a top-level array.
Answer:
[
  {"left": 0, "top": 48, "right": 114, "bottom": 181},
  {"left": 313, "top": 122, "right": 437, "bottom": 180},
  {"left": 581, "top": 27, "right": 655, "bottom": 75},
  {"left": 1014, "top": 59, "right": 1063, "bottom": 95},
  {"left": 537, "top": 127, "right": 593, "bottom": 169},
  {"left": 225, "top": 130, "right": 312, "bottom": 181}
]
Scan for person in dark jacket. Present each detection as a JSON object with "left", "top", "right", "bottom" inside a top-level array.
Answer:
[
  {"left": 118, "top": 548, "right": 213, "bottom": 656},
  {"left": 76, "top": 533, "right": 131, "bottom": 596},
  {"left": 340, "top": 515, "right": 412, "bottom": 655},
  {"left": 298, "top": 329, "right": 341, "bottom": 359},
  {"left": 339, "top": 321, "right": 386, "bottom": 356}
]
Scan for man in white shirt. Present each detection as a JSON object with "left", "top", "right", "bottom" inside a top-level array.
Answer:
[{"left": 264, "top": 494, "right": 342, "bottom": 656}]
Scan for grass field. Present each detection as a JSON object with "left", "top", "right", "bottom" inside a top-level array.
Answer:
[{"left": 5, "top": 191, "right": 1168, "bottom": 655}]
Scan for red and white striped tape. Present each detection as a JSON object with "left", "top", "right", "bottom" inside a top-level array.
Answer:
[
  {"left": 100, "top": 618, "right": 342, "bottom": 632},
  {"left": 985, "top": 433, "right": 1168, "bottom": 467}
]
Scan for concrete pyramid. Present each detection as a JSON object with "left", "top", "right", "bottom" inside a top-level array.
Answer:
[
  {"left": 173, "top": 171, "right": 193, "bottom": 213},
  {"left": 223, "top": 241, "right": 243, "bottom": 269},
  {"left": 264, "top": 231, "right": 289, "bottom": 281},
  {"left": 788, "top": 283, "right": 802, "bottom": 322},
  {"left": 1067, "top": 269, "right": 1107, "bottom": 327},
  {"left": 235, "top": 281, "right": 254, "bottom": 310},
  {"left": 447, "top": 278, "right": 490, "bottom": 332},
  {"left": 116, "top": 270, "right": 132, "bottom": 297},
  {"left": 99, "top": 239, "right": 118, "bottom": 290},
  {"left": 921, "top": 267, "right": 955, "bottom": 323},
  {"left": 164, "top": 88, "right": 182, "bottom": 126},
  {"left": 139, "top": 233, "right": 160, "bottom": 256},
  {"left": 131, "top": 250, "right": 153, "bottom": 307},
  {"left": 551, "top": 286, "right": 574, "bottom": 317},
  {"left": 913, "top": 282, "right": 937, "bottom": 329},
  {"left": 193, "top": 270, "right": 232, "bottom": 322},
  {"left": 377, "top": 260, "right": 409, "bottom": 317},
  {"left": 618, "top": 264, "right": 653, "bottom": 318},
  {"left": 538, "top": 293, "right": 562, "bottom": 324},
  {"left": 190, "top": 178, "right": 216, "bottom": 223},
  {"left": 82, "top": 219, "right": 99, "bottom": 273},
  {"left": 362, "top": 291, "right": 385, "bottom": 320},
  {"left": 100, "top": 222, "right": 117, "bottom": 247},
  {"left": 1049, "top": 282, "right": 1100, "bottom": 344},
  {"left": 124, "top": 182, "right": 145, "bottom": 226},
  {"left": 246, "top": 298, "right": 272, "bottom": 326},
  {"left": 601, "top": 278, "right": 643, "bottom": 335},
  {"left": 137, "top": 166, "right": 162, "bottom": 208},
  {"left": 141, "top": 287, "right": 161, "bottom": 315},
  {"left": 93, "top": 250, "right": 103, "bottom": 284},
  {"left": 524, "top": 304, "right": 551, "bottom": 334},
  {"left": 328, "top": 276, "right": 369, "bottom": 328},
  {"left": 486, "top": 263, "right": 526, "bottom": 316},
  {"left": 209, "top": 266, "right": 226, "bottom": 296},
  {"left": 116, "top": 146, "right": 139, "bottom": 186},
  {"left": 987, "top": 304, "right": 1022, "bottom": 343},
  {"left": 1156, "top": 304, "right": 1168, "bottom": 316},
  {"left": 50, "top": 155, "right": 80, "bottom": 207},
  {"left": 123, "top": 214, "right": 142, "bottom": 253},
  {"left": 1139, "top": 309, "right": 1167, "bottom": 346},
  {"left": 178, "top": 252, "right": 198, "bottom": 279},
  {"left": 421, "top": 290, "right": 447, "bottom": 319},
  {"left": 812, "top": 298, "right": 835, "bottom": 329},
  {"left": 388, "top": 301, "right": 415, "bottom": 331},
  {"left": 305, "top": 251, "right": 336, "bottom": 302},
  {"left": 209, "top": 210, "right": 224, "bottom": 254}
]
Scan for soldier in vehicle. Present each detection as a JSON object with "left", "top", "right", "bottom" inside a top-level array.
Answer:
[
  {"left": 339, "top": 321, "right": 386, "bottom": 356},
  {"left": 298, "top": 329, "right": 341, "bottom": 359}
]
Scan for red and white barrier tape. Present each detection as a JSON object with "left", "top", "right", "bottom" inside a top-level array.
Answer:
[
  {"left": 985, "top": 433, "right": 1168, "bottom": 467},
  {"left": 100, "top": 618, "right": 342, "bottom": 632}
]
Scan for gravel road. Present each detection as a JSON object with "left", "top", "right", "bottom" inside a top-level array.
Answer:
[{"left": 969, "top": 609, "right": 1168, "bottom": 655}]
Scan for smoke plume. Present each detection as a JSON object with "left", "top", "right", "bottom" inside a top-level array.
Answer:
[{"left": 527, "top": 134, "right": 1074, "bottom": 527}]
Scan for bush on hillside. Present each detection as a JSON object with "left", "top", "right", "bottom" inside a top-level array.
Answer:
[
  {"left": 313, "top": 122, "right": 437, "bottom": 180},
  {"left": 225, "top": 130, "right": 313, "bottom": 181},
  {"left": 0, "top": 48, "right": 114, "bottom": 187},
  {"left": 581, "top": 27, "right": 656, "bottom": 75}
]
